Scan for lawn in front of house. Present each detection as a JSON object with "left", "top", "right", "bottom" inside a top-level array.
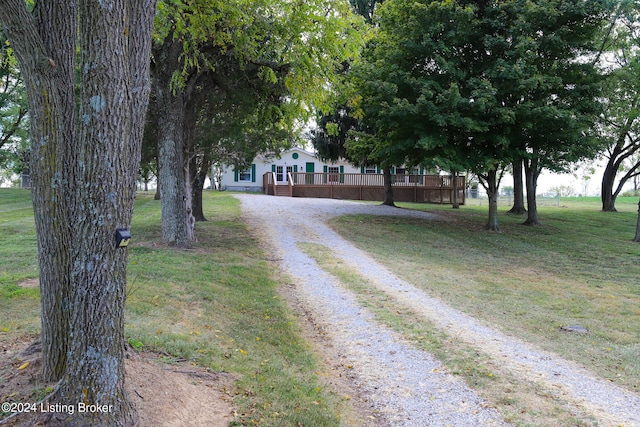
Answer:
[
  {"left": 329, "top": 197, "right": 640, "bottom": 394},
  {"left": 0, "top": 189, "right": 350, "bottom": 426}
]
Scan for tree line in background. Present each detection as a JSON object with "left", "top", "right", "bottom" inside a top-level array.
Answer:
[{"left": 1, "top": 1, "right": 640, "bottom": 424}]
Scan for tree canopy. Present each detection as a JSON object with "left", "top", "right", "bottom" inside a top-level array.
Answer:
[
  {"left": 599, "top": 0, "right": 640, "bottom": 211},
  {"left": 151, "top": 0, "right": 364, "bottom": 245},
  {"left": 346, "top": 0, "right": 610, "bottom": 229}
]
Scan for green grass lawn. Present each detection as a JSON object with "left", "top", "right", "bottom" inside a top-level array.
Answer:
[
  {"left": 0, "top": 189, "right": 348, "bottom": 426},
  {"left": 2, "top": 188, "right": 639, "bottom": 425},
  {"left": 329, "top": 197, "right": 640, "bottom": 395}
]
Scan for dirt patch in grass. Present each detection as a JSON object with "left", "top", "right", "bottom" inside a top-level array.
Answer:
[
  {"left": 0, "top": 337, "right": 235, "bottom": 426},
  {"left": 16, "top": 279, "right": 38, "bottom": 289}
]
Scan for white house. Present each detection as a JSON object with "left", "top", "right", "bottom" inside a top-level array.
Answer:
[{"left": 219, "top": 147, "right": 362, "bottom": 192}]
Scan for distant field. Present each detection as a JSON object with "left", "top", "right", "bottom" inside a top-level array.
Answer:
[{"left": 465, "top": 194, "right": 639, "bottom": 211}]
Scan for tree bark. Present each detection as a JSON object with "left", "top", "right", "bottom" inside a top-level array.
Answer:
[
  {"left": 451, "top": 171, "right": 459, "bottom": 209},
  {"left": 601, "top": 157, "right": 619, "bottom": 212},
  {"left": 154, "top": 37, "right": 195, "bottom": 247},
  {"left": 0, "top": 0, "right": 77, "bottom": 383},
  {"left": 184, "top": 94, "right": 210, "bottom": 221},
  {"left": 56, "top": 1, "right": 154, "bottom": 425},
  {"left": 482, "top": 169, "right": 500, "bottom": 232},
  {"left": 523, "top": 158, "right": 542, "bottom": 226},
  {"left": 1, "top": 1, "right": 156, "bottom": 425},
  {"left": 382, "top": 165, "right": 395, "bottom": 206},
  {"left": 507, "top": 158, "right": 527, "bottom": 215},
  {"left": 190, "top": 152, "right": 212, "bottom": 222}
]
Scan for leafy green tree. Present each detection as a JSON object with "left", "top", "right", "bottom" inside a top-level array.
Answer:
[
  {"left": 351, "top": 0, "right": 516, "bottom": 228},
  {"left": 0, "top": 1, "right": 156, "bottom": 425},
  {"left": 348, "top": 0, "right": 609, "bottom": 229},
  {"left": 310, "top": 0, "right": 391, "bottom": 202},
  {"left": 599, "top": 0, "right": 640, "bottom": 212},
  {"left": 502, "top": 1, "right": 608, "bottom": 225},
  {"left": 185, "top": 56, "right": 292, "bottom": 221},
  {"left": 152, "top": 0, "right": 361, "bottom": 246},
  {"left": 0, "top": 30, "right": 29, "bottom": 179}
]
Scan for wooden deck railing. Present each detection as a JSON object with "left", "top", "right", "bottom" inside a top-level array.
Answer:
[
  {"left": 287, "top": 172, "right": 294, "bottom": 196},
  {"left": 263, "top": 171, "right": 293, "bottom": 196},
  {"left": 263, "top": 172, "right": 465, "bottom": 205},
  {"left": 289, "top": 172, "right": 464, "bottom": 188}
]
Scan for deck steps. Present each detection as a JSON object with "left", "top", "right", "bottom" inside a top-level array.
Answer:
[{"left": 274, "top": 186, "right": 291, "bottom": 197}]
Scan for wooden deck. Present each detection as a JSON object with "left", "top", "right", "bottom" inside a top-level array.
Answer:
[{"left": 263, "top": 172, "right": 465, "bottom": 205}]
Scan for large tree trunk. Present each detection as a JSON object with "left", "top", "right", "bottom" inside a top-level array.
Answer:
[
  {"left": 190, "top": 152, "right": 212, "bottom": 222},
  {"left": 1, "top": 0, "right": 78, "bottom": 383},
  {"left": 601, "top": 157, "right": 619, "bottom": 212},
  {"left": 451, "top": 171, "right": 460, "bottom": 209},
  {"left": 1, "top": 1, "right": 156, "bottom": 425},
  {"left": 482, "top": 169, "right": 500, "bottom": 232},
  {"left": 382, "top": 165, "right": 395, "bottom": 206},
  {"left": 56, "top": 1, "right": 155, "bottom": 425},
  {"left": 523, "top": 158, "right": 542, "bottom": 226},
  {"left": 155, "top": 37, "right": 195, "bottom": 247},
  {"left": 31, "top": 0, "right": 78, "bottom": 383},
  {"left": 507, "top": 158, "right": 527, "bottom": 215},
  {"left": 184, "top": 95, "right": 209, "bottom": 222}
]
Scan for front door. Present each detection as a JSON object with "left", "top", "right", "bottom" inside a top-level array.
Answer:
[
  {"left": 275, "top": 165, "right": 293, "bottom": 183},
  {"left": 305, "top": 162, "right": 315, "bottom": 184}
]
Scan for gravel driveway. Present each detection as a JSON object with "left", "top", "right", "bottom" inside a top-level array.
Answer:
[{"left": 234, "top": 194, "right": 640, "bottom": 427}]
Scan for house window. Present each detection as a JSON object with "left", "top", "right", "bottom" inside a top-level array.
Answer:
[
  {"left": 364, "top": 166, "right": 377, "bottom": 174},
  {"left": 239, "top": 169, "right": 252, "bottom": 182},
  {"left": 235, "top": 164, "right": 256, "bottom": 183},
  {"left": 275, "top": 165, "right": 293, "bottom": 182}
]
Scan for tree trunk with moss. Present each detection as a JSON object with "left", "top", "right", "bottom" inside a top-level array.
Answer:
[
  {"left": 0, "top": 1, "right": 156, "bottom": 425},
  {"left": 154, "top": 35, "right": 195, "bottom": 247}
]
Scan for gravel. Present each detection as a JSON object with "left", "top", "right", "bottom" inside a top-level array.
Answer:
[{"left": 234, "top": 193, "right": 640, "bottom": 427}]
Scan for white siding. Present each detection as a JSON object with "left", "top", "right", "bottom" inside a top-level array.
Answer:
[{"left": 219, "top": 148, "right": 360, "bottom": 192}]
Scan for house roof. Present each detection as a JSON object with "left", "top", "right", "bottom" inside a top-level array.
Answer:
[{"left": 256, "top": 147, "right": 318, "bottom": 162}]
